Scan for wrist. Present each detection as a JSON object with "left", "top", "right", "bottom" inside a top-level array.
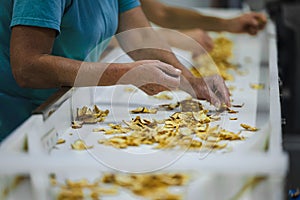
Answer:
[
  {"left": 98, "top": 63, "right": 132, "bottom": 86},
  {"left": 220, "top": 18, "right": 232, "bottom": 32}
]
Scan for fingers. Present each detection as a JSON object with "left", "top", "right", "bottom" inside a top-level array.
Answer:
[
  {"left": 203, "top": 35, "right": 214, "bottom": 52},
  {"left": 181, "top": 29, "right": 213, "bottom": 55},
  {"left": 248, "top": 26, "right": 258, "bottom": 35},
  {"left": 208, "top": 88, "right": 222, "bottom": 108},
  {"left": 207, "top": 76, "right": 231, "bottom": 107},
  {"left": 213, "top": 80, "right": 231, "bottom": 107},
  {"left": 245, "top": 13, "right": 267, "bottom": 35},
  {"left": 194, "top": 79, "right": 223, "bottom": 108},
  {"left": 192, "top": 75, "right": 230, "bottom": 108},
  {"left": 243, "top": 16, "right": 259, "bottom": 35},
  {"left": 253, "top": 13, "right": 267, "bottom": 27},
  {"left": 127, "top": 60, "right": 181, "bottom": 95},
  {"left": 150, "top": 61, "right": 181, "bottom": 90},
  {"left": 233, "top": 12, "right": 267, "bottom": 35},
  {"left": 155, "top": 61, "right": 181, "bottom": 77},
  {"left": 198, "top": 30, "right": 214, "bottom": 52},
  {"left": 155, "top": 70, "right": 181, "bottom": 90}
]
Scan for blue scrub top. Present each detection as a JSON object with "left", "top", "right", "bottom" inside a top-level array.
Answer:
[{"left": 0, "top": 0, "right": 140, "bottom": 141}]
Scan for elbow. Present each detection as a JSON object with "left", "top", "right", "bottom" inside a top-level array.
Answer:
[
  {"left": 10, "top": 48, "right": 33, "bottom": 88},
  {"left": 11, "top": 56, "right": 57, "bottom": 89},
  {"left": 11, "top": 62, "right": 33, "bottom": 88},
  {"left": 12, "top": 66, "right": 29, "bottom": 88}
]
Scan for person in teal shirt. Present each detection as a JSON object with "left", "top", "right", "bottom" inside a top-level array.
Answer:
[
  {"left": 0, "top": 0, "right": 138, "bottom": 140},
  {"left": 0, "top": 0, "right": 231, "bottom": 142}
]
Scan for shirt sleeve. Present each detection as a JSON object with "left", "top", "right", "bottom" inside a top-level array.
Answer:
[
  {"left": 119, "top": 0, "right": 140, "bottom": 13},
  {"left": 10, "top": 0, "right": 66, "bottom": 33}
]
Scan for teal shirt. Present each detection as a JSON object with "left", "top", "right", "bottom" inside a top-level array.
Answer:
[{"left": 0, "top": 0, "right": 140, "bottom": 141}]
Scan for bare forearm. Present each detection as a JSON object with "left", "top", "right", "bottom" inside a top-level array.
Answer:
[
  {"left": 10, "top": 25, "right": 132, "bottom": 89},
  {"left": 141, "top": 0, "right": 229, "bottom": 31},
  {"left": 11, "top": 54, "right": 131, "bottom": 88},
  {"left": 127, "top": 48, "right": 192, "bottom": 78},
  {"left": 159, "top": 6, "right": 228, "bottom": 31}
]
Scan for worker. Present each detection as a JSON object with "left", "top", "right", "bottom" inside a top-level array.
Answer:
[
  {"left": 0, "top": 1, "right": 230, "bottom": 141},
  {"left": 140, "top": 0, "right": 267, "bottom": 54}
]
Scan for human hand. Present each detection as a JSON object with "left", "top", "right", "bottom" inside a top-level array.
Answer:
[
  {"left": 180, "top": 29, "right": 214, "bottom": 55},
  {"left": 203, "top": 74, "right": 231, "bottom": 107},
  {"left": 120, "top": 60, "right": 181, "bottom": 95},
  {"left": 227, "top": 12, "right": 267, "bottom": 35},
  {"left": 158, "top": 28, "right": 213, "bottom": 58},
  {"left": 181, "top": 74, "right": 230, "bottom": 107}
]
